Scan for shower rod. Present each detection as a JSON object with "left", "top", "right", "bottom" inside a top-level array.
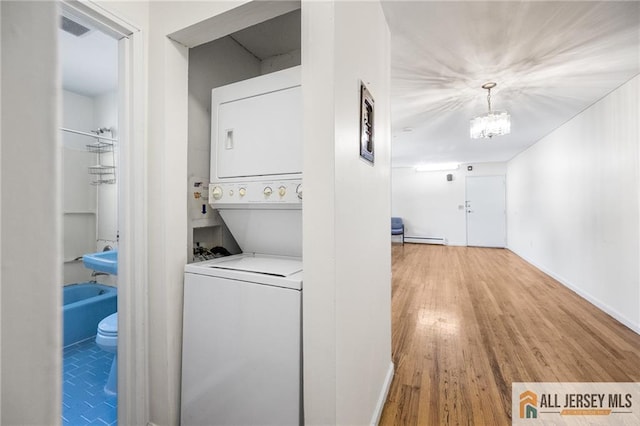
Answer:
[{"left": 60, "top": 127, "right": 117, "bottom": 142}]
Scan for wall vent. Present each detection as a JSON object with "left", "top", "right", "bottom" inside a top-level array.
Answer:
[{"left": 61, "top": 16, "right": 91, "bottom": 37}]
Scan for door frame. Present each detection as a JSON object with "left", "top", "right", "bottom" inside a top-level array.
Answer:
[{"left": 60, "top": 2, "right": 148, "bottom": 424}]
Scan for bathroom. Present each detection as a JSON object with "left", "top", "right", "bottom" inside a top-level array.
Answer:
[{"left": 60, "top": 12, "right": 120, "bottom": 426}]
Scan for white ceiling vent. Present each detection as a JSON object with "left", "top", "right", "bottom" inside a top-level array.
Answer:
[{"left": 61, "top": 16, "right": 91, "bottom": 37}]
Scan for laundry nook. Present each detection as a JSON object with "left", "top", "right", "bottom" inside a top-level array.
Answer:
[{"left": 182, "top": 52, "right": 303, "bottom": 424}]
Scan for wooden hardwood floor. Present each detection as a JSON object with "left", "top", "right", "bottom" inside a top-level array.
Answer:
[{"left": 379, "top": 244, "right": 640, "bottom": 425}]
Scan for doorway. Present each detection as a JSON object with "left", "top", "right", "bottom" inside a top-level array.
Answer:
[
  {"left": 58, "top": 2, "right": 147, "bottom": 425},
  {"left": 59, "top": 8, "right": 120, "bottom": 425},
  {"left": 466, "top": 175, "right": 506, "bottom": 247}
]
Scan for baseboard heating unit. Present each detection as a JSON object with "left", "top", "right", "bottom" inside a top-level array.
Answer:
[{"left": 404, "top": 236, "right": 445, "bottom": 245}]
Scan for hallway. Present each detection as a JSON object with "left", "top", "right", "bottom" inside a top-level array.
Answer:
[{"left": 380, "top": 244, "right": 640, "bottom": 425}]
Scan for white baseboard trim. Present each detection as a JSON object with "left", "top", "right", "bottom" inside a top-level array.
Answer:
[
  {"left": 446, "top": 241, "right": 467, "bottom": 247},
  {"left": 509, "top": 248, "right": 640, "bottom": 335},
  {"left": 370, "top": 361, "right": 395, "bottom": 426}
]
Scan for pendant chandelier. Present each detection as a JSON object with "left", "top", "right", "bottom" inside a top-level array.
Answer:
[{"left": 470, "top": 82, "right": 511, "bottom": 139}]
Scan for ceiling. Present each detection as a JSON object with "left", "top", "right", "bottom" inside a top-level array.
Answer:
[
  {"left": 231, "top": 9, "right": 301, "bottom": 59},
  {"left": 59, "top": 17, "right": 118, "bottom": 97},
  {"left": 59, "top": 2, "right": 639, "bottom": 166},
  {"left": 382, "top": 1, "right": 640, "bottom": 168}
]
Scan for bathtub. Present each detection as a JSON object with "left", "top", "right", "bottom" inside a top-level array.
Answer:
[{"left": 63, "top": 283, "right": 117, "bottom": 347}]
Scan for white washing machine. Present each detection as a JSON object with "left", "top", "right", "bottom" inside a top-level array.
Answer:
[{"left": 181, "top": 253, "right": 302, "bottom": 425}]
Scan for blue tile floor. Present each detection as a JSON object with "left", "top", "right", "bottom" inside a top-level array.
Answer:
[{"left": 63, "top": 338, "right": 117, "bottom": 425}]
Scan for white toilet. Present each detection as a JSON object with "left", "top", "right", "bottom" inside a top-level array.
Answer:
[{"left": 96, "top": 312, "right": 118, "bottom": 395}]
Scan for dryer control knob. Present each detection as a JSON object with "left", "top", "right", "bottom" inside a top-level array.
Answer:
[
  {"left": 263, "top": 186, "right": 273, "bottom": 197},
  {"left": 211, "top": 186, "right": 223, "bottom": 200},
  {"left": 239, "top": 187, "right": 246, "bottom": 197},
  {"left": 296, "top": 184, "right": 303, "bottom": 200},
  {"left": 278, "top": 186, "right": 287, "bottom": 197}
]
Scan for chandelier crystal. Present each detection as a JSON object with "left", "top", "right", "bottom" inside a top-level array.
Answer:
[{"left": 470, "top": 82, "right": 511, "bottom": 139}]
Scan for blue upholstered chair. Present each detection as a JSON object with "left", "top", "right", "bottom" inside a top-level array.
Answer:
[{"left": 391, "top": 217, "right": 404, "bottom": 245}]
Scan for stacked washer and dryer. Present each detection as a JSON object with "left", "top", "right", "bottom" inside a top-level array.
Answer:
[{"left": 181, "top": 66, "right": 303, "bottom": 425}]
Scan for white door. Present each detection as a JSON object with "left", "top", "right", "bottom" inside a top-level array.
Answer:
[{"left": 466, "top": 176, "right": 506, "bottom": 247}]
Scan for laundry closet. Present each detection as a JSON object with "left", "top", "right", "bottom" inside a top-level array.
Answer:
[{"left": 182, "top": 7, "right": 303, "bottom": 425}]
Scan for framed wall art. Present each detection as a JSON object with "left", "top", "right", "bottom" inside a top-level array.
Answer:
[{"left": 360, "top": 81, "right": 375, "bottom": 164}]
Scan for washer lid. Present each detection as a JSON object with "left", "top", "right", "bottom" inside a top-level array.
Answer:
[{"left": 210, "top": 256, "right": 302, "bottom": 277}]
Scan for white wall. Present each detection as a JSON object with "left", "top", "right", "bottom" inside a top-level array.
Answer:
[
  {"left": 63, "top": 91, "right": 96, "bottom": 150},
  {"left": 62, "top": 90, "right": 118, "bottom": 285},
  {"left": 303, "top": 1, "right": 393, "bottom": 424},
  {"left": 94, "top": 91, "right": 118, "bottom": 250},
  {"left": 1, "top": 1, "right": 61, "bottom": 423},
  {"left": 333, "top": 3, "right": 392, "bottom": 423},
  {"left": 301, "top": 3, "right": 337, "bottom": 422},
  {"left": 507, "top": 75, "right": 640, "bottom": 333},
  {"left": 392, "top": 162, "right": 506, "bottom": 246},
  {"left": 63, "top": 91, "right": 97, "bottom": 284}
]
